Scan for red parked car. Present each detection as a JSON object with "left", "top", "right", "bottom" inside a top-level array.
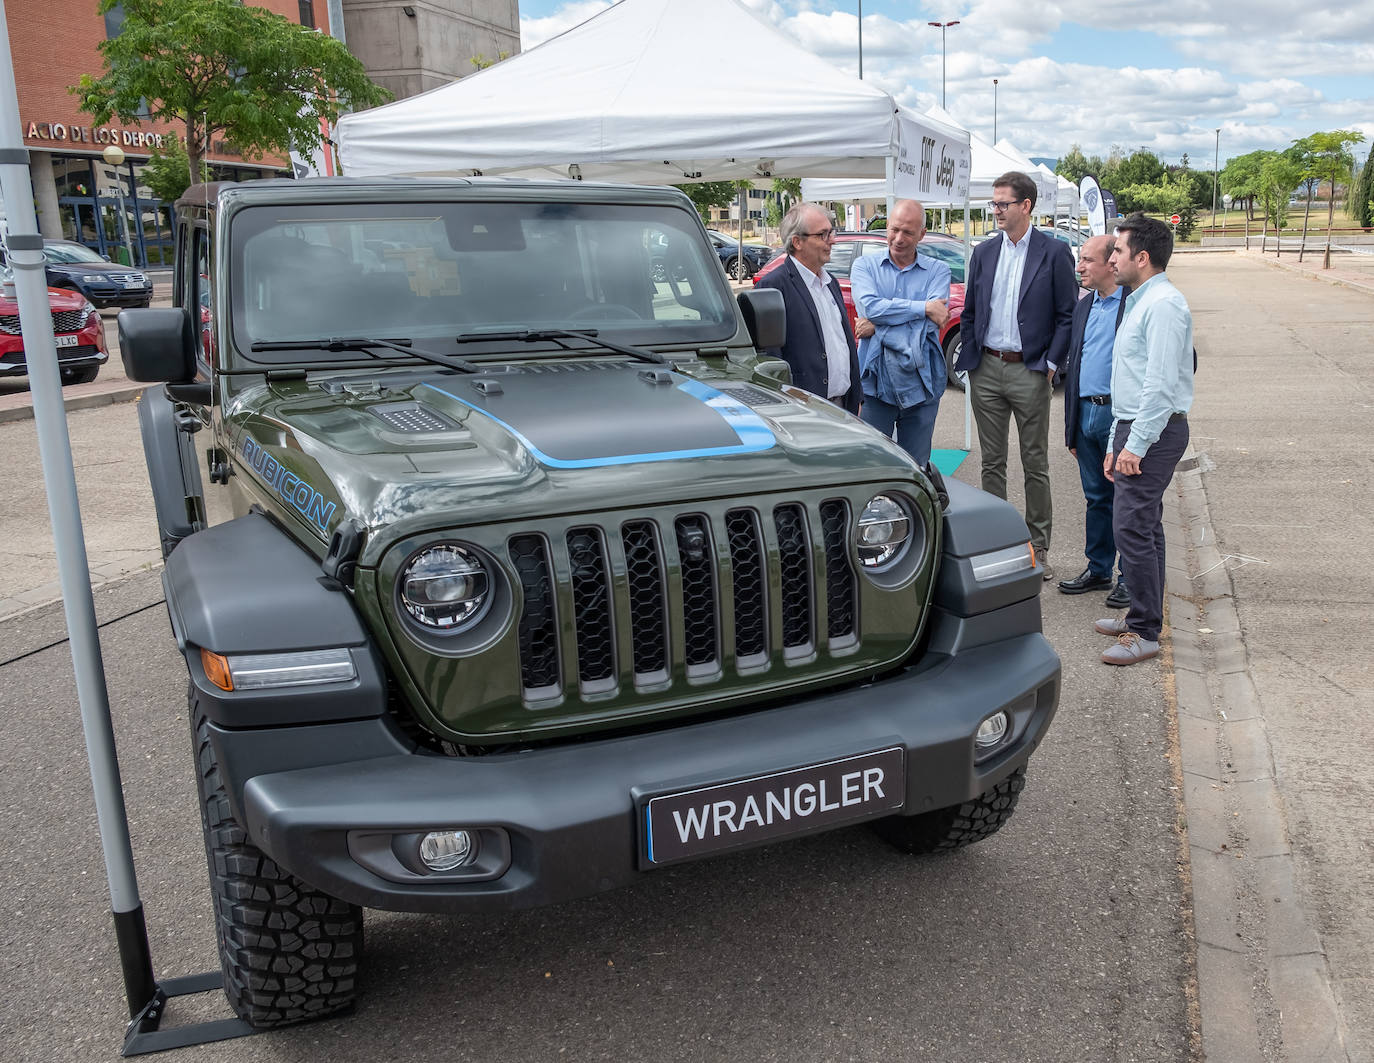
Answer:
[
  {"left": 753, "top": 230, "right": 969, "bottom": 389},
  {"left": 0, "top": 277, "right": 110, "bottom": 385}
]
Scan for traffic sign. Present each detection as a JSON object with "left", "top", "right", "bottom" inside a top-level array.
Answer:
[{"left": 1170, "top": 213, "right": 1181, "bottom": 225}]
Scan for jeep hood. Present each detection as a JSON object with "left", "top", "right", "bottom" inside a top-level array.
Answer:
[{"left": 227, "top": 359, "right": 925, "bottom": 555}]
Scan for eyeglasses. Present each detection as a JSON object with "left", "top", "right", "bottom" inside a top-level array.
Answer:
[
  {"left": 987, "top": 200, "right": 1025, "bottom": 212},
  {"left": 802, "top": 228, "right": 835, "bottom": 240}
]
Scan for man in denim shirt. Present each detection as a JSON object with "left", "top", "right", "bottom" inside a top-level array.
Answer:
[
  {"left": 1098, "top": 213, "right": 1195, "bottom": 666},
  {"left": 850, "top": 199, "right": 951, "bottom": 468}
]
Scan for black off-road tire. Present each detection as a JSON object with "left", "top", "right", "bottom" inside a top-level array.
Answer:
[
  {"left": 872, "top": 766, "right": 1026, "bottom": 854},
  {"left": 190, "top": 692, "right": 362, "bottom": 1028}
]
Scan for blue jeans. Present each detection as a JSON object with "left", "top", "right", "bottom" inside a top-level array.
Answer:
[
  {"left": 1074, "top": 399, "right": 1121, "bottom": 581},
  {"left": 861, "top": 393, "right": 941, "bottom": 468}
]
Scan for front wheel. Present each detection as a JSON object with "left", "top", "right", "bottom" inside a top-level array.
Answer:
[
  {"left": 190, "top": 692, "right": 362, "bottom": 1028},
  {"left": 725, "top": 256, "right": 752, "bottom": 281},
  {"left": 60, "top": 366, "right": 99, "bottom": 385},
  {"left": 872, "top": 766, "right": 1026, "bottom": 854},
  {"left": 942, "top": 328, "right": 967, "bottom": 392}
]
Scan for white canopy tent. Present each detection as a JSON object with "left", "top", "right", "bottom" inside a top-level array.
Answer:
[
  {"left": 993, "top": 139, "right": 1057, "bottom": 216},
  {"left": 335, "top": 0, "right": 963, "bottom": 189},
  {"left": 1037, "top": 164, "right": 1079, "bottom": 222}
]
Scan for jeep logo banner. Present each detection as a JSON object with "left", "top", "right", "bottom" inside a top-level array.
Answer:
[{"left": 894, "top": 115, "right": 970, "bottom": 203}]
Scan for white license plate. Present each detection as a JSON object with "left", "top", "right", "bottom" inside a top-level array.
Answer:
[
  {"left": 54, "top": 335, "right": 80, "bottom": 347},
  {"left": 123, "top": 279, "right": 144, "bottom": 288}
]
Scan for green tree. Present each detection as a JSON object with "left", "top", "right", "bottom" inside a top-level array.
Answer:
[
  {"left": 1257, "top": 154, "right": 1303, "bottom": 249},
  {"left": 1056, "top": 144, "right": 1091, "bottom": 187},
  {"left": 765, "top": 176, "right": 801, "bottom": 228},
  {"left": 140, "top": 132, "right": 207, "bottom": 204},
  {"left": 1356, "top": 150, "right": 1374, "bottom": 229},
  {"left": 1222, "top": 150, "right": 1270, "bottom": 220},
  {"left": 674, "top": 181, "right": 740, "bottom": 222},
  {"left": 1115, "top": 149, "right": 1165, "bottom": 188},
  {"left": 73, "top": 0, "right": 391, "bottom": 185},
  {"left": 470, "top": 52, "right": 511, "bottom": 70},
  {"left": 1292, "top": 130, "right": 1366, "bottom": 267}
]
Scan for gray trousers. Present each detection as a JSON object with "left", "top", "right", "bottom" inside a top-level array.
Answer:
[
  {"left": 1112, "top": 416, "right": 1189, "bottom": 642},
  {"left": 969, "top": 355, "right": 1053, "bottom": 554}
]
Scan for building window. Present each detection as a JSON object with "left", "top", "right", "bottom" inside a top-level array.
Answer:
[
  {"left": 298, "top": 0, "right": 315, "bottom": 27},
  {"left": 104, "top": 3, "right": 125, "bottom": 37}
]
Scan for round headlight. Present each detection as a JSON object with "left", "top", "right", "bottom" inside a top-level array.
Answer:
[
  {"left": 399, "top": 543, "right": 491, "bottom": 631},
  {"left": 856, "top": 494, "right": 911, "bottom": 568}
]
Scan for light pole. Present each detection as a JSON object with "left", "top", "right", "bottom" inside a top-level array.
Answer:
[
  {"left": 100, "top": 144, "right": 136, "bottom": 268},
  {"left": 857, "top": 0, "right": 863, "bottom": 79},
  {"left": 928, "top": 20, "right": 959, "bottom": 109},
  {"left": 993, "top": 78, "right": 999, "bottom": 142},
  {"left": 1212, "top": 127, "right": 1220, "bottom": 234}
]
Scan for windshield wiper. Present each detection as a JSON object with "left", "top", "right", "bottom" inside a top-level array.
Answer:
[
  {"left": 453, "top": 327, "right": 669, "bottom": 365},
  {"left": 250, "top": 336, "right": 479, "bottom": 374}
]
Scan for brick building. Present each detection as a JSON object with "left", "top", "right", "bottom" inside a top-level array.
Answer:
[{"left": 8, "top": 0, "right": 519, "bottom": 267}]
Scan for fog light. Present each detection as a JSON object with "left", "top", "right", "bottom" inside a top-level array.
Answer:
[
  {"left": 419, "top": 830, "right": 477, "bottom": 871},
  {"left": 975, "top": 711, "right": 1010, "bottom": 748}
]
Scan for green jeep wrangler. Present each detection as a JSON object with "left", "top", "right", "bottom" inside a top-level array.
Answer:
[{"left": 120, "top": 178, "right": 1060, "bottom": 1029}]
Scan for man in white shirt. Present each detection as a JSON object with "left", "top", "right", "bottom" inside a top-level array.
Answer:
[
  {"left": 754, "top": 203, "right": 866, "bottom": 414},
  {"left": 957, "top": 172, "right": 1077, "bottom": 581}
]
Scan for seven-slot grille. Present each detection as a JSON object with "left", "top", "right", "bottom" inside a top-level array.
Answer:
[{"left": 508, "top": 501, "right": 861, "bottom": 699}]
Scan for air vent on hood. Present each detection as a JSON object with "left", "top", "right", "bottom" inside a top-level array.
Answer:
[
  {"left": 714, "top": 383, "right": 788, "bottom": 407},
  {"left": 368, "top": 401, "right": 460, "bottom": 433}
]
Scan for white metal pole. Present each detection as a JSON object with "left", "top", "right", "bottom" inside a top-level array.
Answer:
[{"left": 0, "top": 0, "right": 156, "bottom": 1017}]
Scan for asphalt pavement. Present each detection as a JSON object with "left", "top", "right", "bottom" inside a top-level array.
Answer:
[{"left": 0, "top": 251, "right": 1370, "bottom": 1061}]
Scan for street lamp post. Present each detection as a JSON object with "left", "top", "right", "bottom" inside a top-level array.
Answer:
[
  {"left": 857, "top": 0, "right": 863, "bottom": 79},
  {"left": 927, "top": 20, "right": 960, "bottom": 109},
  {"left": 1212, "top": 127, "right": 1220, "bottom": 235},
  {"left": 100, "top": 144, "right": 136, "bottom": 268},
  {"left": 993, "top": 78, "right": 999, "bottom": 142}
]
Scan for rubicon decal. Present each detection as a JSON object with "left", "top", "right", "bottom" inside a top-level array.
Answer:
[{"left": 240, "top": 437, "right": 336, "bottom": 534}]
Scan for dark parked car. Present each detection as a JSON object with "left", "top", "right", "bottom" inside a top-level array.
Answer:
[
  {"left": 0, "top": 272, "right": 109, "bottom": 384},
  {"left": 706, "top": 229, "right": 775, "bottom": 279},
  {"left": 753, "top": 230, "right": 970, "bottom": 388},
  {"left": 28, "top": 239, "right": 153, "bottom": 308}
]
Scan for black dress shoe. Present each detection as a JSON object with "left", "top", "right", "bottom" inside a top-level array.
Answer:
[
  {"left": 1104, "top": 581, "right": 1130, "bottom": 610},
  {"left": 1058, "top": 567, "right": 1113, "bottom": 594}
]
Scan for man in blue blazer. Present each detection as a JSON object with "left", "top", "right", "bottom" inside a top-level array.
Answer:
[
  {"left": 1060, "top": 233, "right": 1130, "bottom": 608},
  {"left": 956, "top": 171, "right": 1077, "bottom": 580},
  {"left": 755, "top": 203, "right": 863, "bottom": 415}
]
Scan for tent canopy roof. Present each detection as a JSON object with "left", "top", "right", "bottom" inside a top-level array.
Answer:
[{"left": 336, "top": 0, "right": 957, "bottom": 184}]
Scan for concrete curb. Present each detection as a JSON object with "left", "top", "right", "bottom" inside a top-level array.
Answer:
[
  {"left": 0, "top": 381, "right": 145, "bottom": 424},
  {"left": 1165, "top": 448, "right": 1347, "bottom": 1062},
  {"left": 1238, "top": 249, "right": 1374, "bottom": 296}
]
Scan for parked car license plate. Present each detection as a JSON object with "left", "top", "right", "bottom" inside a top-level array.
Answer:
[
  {"left": 642, "top": 746, "right": 905, "bottom": 866},
  {"left": 124, "top": 279, "right": 144, "bottom": 288},
  {"left": 54, "top": 335, "right": 79, "bottom": 347}
]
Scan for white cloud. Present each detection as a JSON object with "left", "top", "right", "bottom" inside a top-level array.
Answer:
[{"left": 518, "top": 0, "right": 1373, "bottom": 166}]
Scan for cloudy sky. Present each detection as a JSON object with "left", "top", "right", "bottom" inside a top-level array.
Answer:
[{"left": 518, "top": 0, "right": 1374, "bottom": 169}]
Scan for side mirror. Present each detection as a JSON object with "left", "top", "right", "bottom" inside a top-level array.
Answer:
[
  {"left": 736, "top": 287, "right": 786, "bottom": 351},
  {"left": 119, "top": 307, "right": 196, "bottom": 384}
]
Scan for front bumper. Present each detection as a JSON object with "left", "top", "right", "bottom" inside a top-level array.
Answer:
[
  {"left": 0, "top": 343, "right": 108, "bottom": 376},
  {"left": 216, "top": 620, "right": 1059, "bottom": 914}
]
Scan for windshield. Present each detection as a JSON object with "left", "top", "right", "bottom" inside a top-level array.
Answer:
[
  {"left": 45, "top": 242, "right": 107, "bottom": 265},
  {"left": 230, "top": 200, "right": 738, "bottom": 364}
]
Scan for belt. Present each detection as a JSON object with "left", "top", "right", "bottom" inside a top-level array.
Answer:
[
  {"left": 1081, "top": 394, "right": 1111, "bottom": 406},
  {"left": 982, "top": 346, "right": 1022, "bottom": 363},
  {"left": 1117, "top": 413, "right": 1188, "bottom": 425}
]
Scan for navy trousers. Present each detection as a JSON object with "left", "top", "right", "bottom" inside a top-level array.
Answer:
[
  {"left": 1074, "top": 399, "right": 1121, "bottom": 581},
  {"left": 1111, "top": 416, "right": 1189, "bottom": 642},
  {"left": 861, "top": 393, "right": 942, "bottom": 469}
]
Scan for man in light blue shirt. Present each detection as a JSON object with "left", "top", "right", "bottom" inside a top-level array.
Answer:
[
  {"left": 1097, "top": 213, "right": 1195, "bottom": 666},
  {"left": 849, "top": 199, "right": 950, "bottom": 468}
]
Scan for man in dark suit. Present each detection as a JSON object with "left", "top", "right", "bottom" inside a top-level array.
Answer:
[
  {"left": 956, "top": 171, "right": 1077, "bottom": 581},
  {"left": 1059, "top": 234, "right": 1130, "bottom": 609},
  {"left": 754, "top": 203, "right": 865, "bottom": 414}
]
